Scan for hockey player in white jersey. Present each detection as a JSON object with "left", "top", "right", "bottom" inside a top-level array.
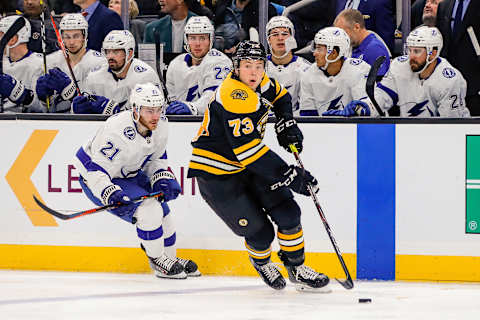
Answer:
[
  {"left": 72, "top": 30, "right": 159, "bottom": 115},
  {"left": 299, "top": 27, "right": 376, "bottom": 117},
  {"left": 36, "top": 14, "right": 107, "bottom": 112},
  {"left": 165, "top": 16, "right": 232, "bottom": 115},
  {"left": 73, "top": 83, "right": 200, "bottom": 278},
  {"left": 0, "top": 15, "right": 44, "bottom": 113},
  {"left": 375, "top": 26, "right": 469, "bottom": 117},
  {"left": 265, "top": 16, "right": 310, "bottom": 115}
]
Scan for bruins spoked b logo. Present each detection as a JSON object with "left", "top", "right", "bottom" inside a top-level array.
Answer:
[
  {"left": 238, "top": 218, "right": 248, "bottom": 227},
  {"left": 231, "top": 89, "right": 248, "bottom": 100}
]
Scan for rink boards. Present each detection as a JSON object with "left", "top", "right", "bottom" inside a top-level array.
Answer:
[{"left": 0, "top": 118, "right": 479, "bottom": 281}]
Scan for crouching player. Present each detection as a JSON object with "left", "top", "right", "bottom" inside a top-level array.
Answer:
[{"left": 73, "top": 83, "right": 200, "bottom": 278}]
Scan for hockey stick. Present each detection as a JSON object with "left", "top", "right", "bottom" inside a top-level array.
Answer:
[
  {"left": 365, "top": 55, "right": 386, "bottom": 117},
  {"left": 153, "top": 27, "right": 171, "bottom": 104},
  {"left": 289, "top": 144, "right": 354, "bottom": 290},
  {"left": 33, "top": 191, "right": 164, "bottom": 221},
  {"left": 50, "top": 15, "right": 82, "bottom": 96},
  {"left": 467, "top": 27, "right": 480, "bottom": 62},
  {"left": 0, "top": 16, "right": 26, "bottom": 112},
  {"left": 39, "top": 0, "right": 51, "bottom": 110}
]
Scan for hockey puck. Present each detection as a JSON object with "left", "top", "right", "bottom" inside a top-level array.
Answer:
[{"left": 358, "top": 298, "right": 372, "bottom": 303}]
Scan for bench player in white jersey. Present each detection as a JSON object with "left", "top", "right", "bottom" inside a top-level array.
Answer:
[
  {"left": 0, "top": 15, "right": 44, "bottom": 113},
  {"left": 73, "top": 83, "right": 200, "bottom": 278},
  {"left": 265, "top": 16, "right": 310, "bottom": 115},
  {"left": 72, "top": 30, "right": 160, "bottom": 115},
  {"left": 375, "top": 26, "right": 469, "bottom": 117},
  {"left": 299, "top": 27, "right": 376, "bottom": 117},
  {"left": 36, "top": 14, "right": 107, "bottom": 112},
  {"left": 165, "top": 16, "right": 232, "bottom": 115}
]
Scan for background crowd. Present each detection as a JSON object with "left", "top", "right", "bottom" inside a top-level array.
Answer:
[{"left": 0, "top": 0, "right": 479, "bottom": 115}]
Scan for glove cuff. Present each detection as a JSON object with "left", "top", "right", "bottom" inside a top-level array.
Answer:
[
  {"left": 9, "top": 80, "right": 26, "bottom": 103},
  {"left": 61, "top": 81, "right": 76, "bottom": 100},
  {"left": 150, "top": 170, "right": 176, "bottom": 187},
  {"left": 101, "top": 184, "right": 122, "bottom": 205},
  {"left": 102, "top": 99, "right": 119, "bottom": 115}
]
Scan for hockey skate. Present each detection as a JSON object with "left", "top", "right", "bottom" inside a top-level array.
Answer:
[
  {"left": 176, "top": 257, "right": 201, "bottom": 277},
  {"left": 147, "top": 254, "right": 187, "bottom": 279},
  {"left": 249, "top": 257, "right": 286, "bottom": 290},
  {"left": 284, "top": 264, "right": 331, "bottom": 292}
]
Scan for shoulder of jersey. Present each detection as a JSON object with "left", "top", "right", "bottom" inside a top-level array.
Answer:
[
  {"left": 295, "top": 55, "right": 312, "bottom": 67},
  {"left": 436, "top": 58, "right": 461, "bottom": 81},
  {"left": 104, "top": 111, "right": 137, "bottom": 142},
  {"left": 170, "top": 53, "right": 188, "bottom": 64},
  {"left": 395, "top": 55, "right": 409, "bottom": 63},
  {"left": 205, "top": 49, "right": 231, "bottom": 64},
  {"left": 132, "top": 58, "right": 154, "bottom": 73}
]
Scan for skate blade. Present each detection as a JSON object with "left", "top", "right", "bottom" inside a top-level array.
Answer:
[
  {"left": 294, "top": 283, "right": 332, "bottom": 293},
  {"left": 186, "top": 270, "right": 202, "bottom": 277},
  {"left": 154, "top": 271, "right": 187, "bottom": 279}
]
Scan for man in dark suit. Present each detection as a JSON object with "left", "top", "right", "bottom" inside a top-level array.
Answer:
[
  {"left": 437, "top": 0, "right": 480, "bottom": 115},
  {"left": 74, "top": 0, "right": 124, "bottom": 52},
  {"left": 336, "top": 0, "right": 395, "bottom": 51}
]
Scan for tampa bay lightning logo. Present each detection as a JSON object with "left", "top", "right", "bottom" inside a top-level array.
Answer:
[
  {"left": 124, "top": 126, "right": 136, "bottom": 140},
  {"left": 406, "top": 100, "right": 433, "bottom": 117},
  {"left": 350, "top": 59, "right": 362, "bottom": 65},
  {"left": 93, "top": 51, "right": 102, "bottom": 57},
  {"left": 333, "top": 29, "right": 341, "bottom": 36},
  {"left": 91, "top": 65, "right": 102, "bottom": 72},
  {"left": 134, "top": 65, "right": 147, "bottom": 73},
  {"left": 397, "top": 55, "right": 408, "bottom": 62},
  {"left": 442, "top": 67, "right": 456, "bottom": 78}
]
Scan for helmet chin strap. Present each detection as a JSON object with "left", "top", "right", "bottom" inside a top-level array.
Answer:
[
  {"left": 414, "top": 51, "right": 437, "bottom": 75},
  {"left": 320, "top": 54, "right": 341, "bottom": 71}
]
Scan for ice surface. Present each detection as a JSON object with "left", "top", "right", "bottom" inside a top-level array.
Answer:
[{"left": 0, "top": 271, "right": 479, "bottom": 320}]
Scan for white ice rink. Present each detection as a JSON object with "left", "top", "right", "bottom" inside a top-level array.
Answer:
[{"left": 1, "top": 270, "right": 479, "bottom": 320}]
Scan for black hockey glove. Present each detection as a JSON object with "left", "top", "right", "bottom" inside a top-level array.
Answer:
[
  {"left": 270, "top": 165, "right": 319, "bottom": 196},
  {"left": 275, "top": 117, "right": 303, "bottom": 153}
]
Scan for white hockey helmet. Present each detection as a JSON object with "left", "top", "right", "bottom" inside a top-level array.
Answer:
[
  {"left": 266, "top": 16, "right": 295, "bottom": 39},
  {"left": 406, "top": 26, "right": 443, "bottom": 58},
  {"left": 312, "top": 27, "right": 351, "bottom": 69},
  {"left": 102, "top": 30, "right": 136, "bottom": 74},
  {"left": 183, "top": 16, "right": 214, "bottom": 54},
  {"left": 0, "top": 15, "right": 31, "bottom": 48},
  {"left": 130, "top": 82, "right": 167, "bottom": 122},
  {"left": 60, "top": 13, "right": 89, "bottom": 48}
]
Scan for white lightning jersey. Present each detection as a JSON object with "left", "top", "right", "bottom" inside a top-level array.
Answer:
[
  {"left": 73, "top": 110, "right": 169, "bottom": 202},
  {"left": 2, "top": 52, "right": 44, "bottom": 112},
  {"left": 299, "top": 58, "right": 372, "bottom": 116},
  {"left": 84, "top": 58, "right": 160, "bottom": 111},
  {"left": 376, "top": 56, "right": 470, "bottom": 117},
  {"left": 47, "top": 49, "right": 107, "bottom": 95},
  {"left": 266, "top": 55, "right": 310, "bottom": 115},
  {"left": 166, "top": 48, "right": 232, "bottom": 115}
]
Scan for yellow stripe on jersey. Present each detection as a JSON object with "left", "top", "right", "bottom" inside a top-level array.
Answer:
[
  {"left": 279, "top": 242, "right": 305, "bottom": 252},
  {"left": 239, "top": 145, "right": 269, "bottom": 166},
  {"left": 233, "top": 139, "right": 270, "bottom": 166},
  {"left": 233, "top": 138, "right": 261, "bottom": 155},
  {"left": 218, "top": 74, "right": 260, "bottom": 114},
  {"left": 278, "top": 229, "right": 303, "bottom": 241},
  {"left": 272, "top": 79, "right": 288, "bottom": 104},
  {"left": 189, "top": 162, "right": 245, "bottom": 175},
  {"left": 278, "top": 229, "right": 305, "bottom": 252},
  {"left": 192, "top": 148, "right": 242, "bottom": 167}
]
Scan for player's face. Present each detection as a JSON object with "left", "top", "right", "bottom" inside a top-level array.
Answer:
[
  {"left": 62, "top": 30, "right": 85, "bottom": 55},
  {"left": 105, "top": 49, "right": 127, "bottom": 72},
  {"left": 108, "top": 0, "right": 122, "bottom": 16},
  {"left": 268, "top": 27, "right": 291, "bottom": 55},
  {"left": 139, "top": 106, "right": 162, "bottom": 131},
  {"left": 237, "top": 59, "right": 264, "bottom": 90},
  {"left": 187, "top": 34, "right": 210, "bottom": 59},
  {"left": 313, "top": 44, "right": 328, "bottom": 68},
  {"left": 408, "top": 47, "right": 427, "bottom": 72}
]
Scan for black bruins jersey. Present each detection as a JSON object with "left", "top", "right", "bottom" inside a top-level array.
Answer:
[{"left": 187, "top": 72, "right": 293, "bottom": 179}]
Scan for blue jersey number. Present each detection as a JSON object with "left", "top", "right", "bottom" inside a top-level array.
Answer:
[
  {"left": 214, "top": 66, "right": 231, "bottom": 80},
  {"left": 100, "top": 141, "right": 120, "bottom": 161}
]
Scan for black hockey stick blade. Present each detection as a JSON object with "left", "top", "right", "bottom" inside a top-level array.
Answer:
[
  {"left": 153, "top": 27, "right": 171, "bottom": 104},
  {"left": 0, "top": 16, "right": 26, "bottom": 74},
  {"left": 366, "top": 55, "right": 386, "bottom": 117},
  {"left": 33, "top": 191, "right": 164, "bottom": 221}
]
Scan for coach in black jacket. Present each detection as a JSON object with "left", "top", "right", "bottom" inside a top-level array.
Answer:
[
  {"left": 74, "top": 0, "right": 124, "bottom": 52},
  {"left": 436, "top": 0, "right": 480, "bottom": 115}
]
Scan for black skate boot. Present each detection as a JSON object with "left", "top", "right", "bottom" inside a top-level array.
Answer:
[
  {"left": 249, "top": 257, "right": 286, "bottom": 290},
  {"left": 278, "top": 251, "right": 330, "bottom": 292},
  {"left": 176, "top": 257, "right": 201, "bottom": 277},
  {"left": 148, "top": 254, "right": 187, "bottom": 279}
]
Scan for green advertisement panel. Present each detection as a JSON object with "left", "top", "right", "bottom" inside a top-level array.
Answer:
[{"left": 466, "top": 135, "right": 480, "bottom": 234}]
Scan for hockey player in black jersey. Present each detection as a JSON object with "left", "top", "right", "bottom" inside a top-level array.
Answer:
[{"left": 187, "top": 40, "right": 330, "bottom": 291}]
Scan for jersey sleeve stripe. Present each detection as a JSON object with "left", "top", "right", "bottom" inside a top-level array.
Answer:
[
  {"left": 75, "top": 147, "right": 112, "bottom": 179},
  {"left": 233, "top": 138, "right": 261, "bottom": 155},
  {"left": 192, "top": 147, "right": 242, "bottom": 166},
  {"left": 271, "top": 87, "right": 288, "bottom": 104}
]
